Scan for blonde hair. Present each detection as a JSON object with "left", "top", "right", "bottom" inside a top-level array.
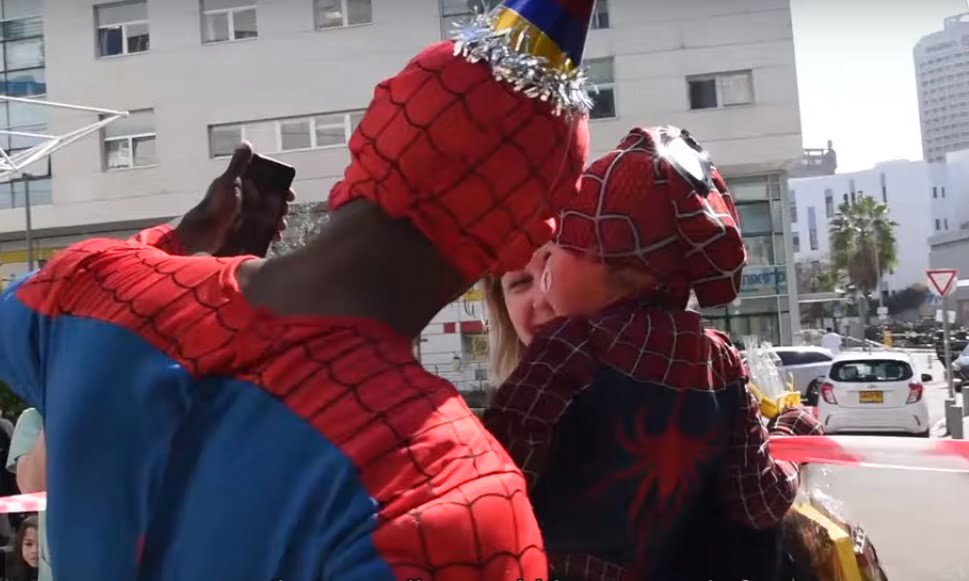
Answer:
[{"left": 480, "top": 275, "right": 525, "bottom": 385}]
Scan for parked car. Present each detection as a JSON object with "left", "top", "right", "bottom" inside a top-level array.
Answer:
[
  {"left": 816, "top": 352, "right": 932, "bottom": 437},
  {"left": 772, "top": 346, "right": 835, "bottom": 402},
  {"left": 948, "top": 343, "right": 969, "bottom": 392}
]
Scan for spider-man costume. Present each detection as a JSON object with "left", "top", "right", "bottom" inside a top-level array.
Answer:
[
  {"left": 0, "top": 2, "right": 595, "bottom": 579},
  {"left": 485, "top": 127, "right": 822, "bottom": 580}
]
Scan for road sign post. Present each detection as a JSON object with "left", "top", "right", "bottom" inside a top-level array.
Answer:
[{"left": 928, "top": 269, "right": 961, "bottom": 437}]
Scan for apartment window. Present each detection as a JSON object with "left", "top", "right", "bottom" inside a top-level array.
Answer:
[
  {"left": 791, "top": 232, "right": 800, "bottom": 254},
  {"left": 201, "top": 0, "right": 257, "bottom": 43},
  {"left": 688, "top": 70, "right": 753, "bottom": 110},
  {"left": 102, "top": 109, "right": 156, "bottom": 170},
  {"left": 880, "top": 172, "right": 887, "bottom": 203},
  {"left": 945, "top": 218, "right": 950, "bottom": 230},
  {"left": 789, "top": 190, "right": 797, "bottom": 223},
  {"left": 591, "top": 0, "right": 609, "bottom": 29},
  {"left": 743, "top": 235, "right": 774, "bottom": 266},
  {"left": 0, "top": 177, "right": 51, "bottom": 209},
  {"left": 842, "top": 193, "right": 848, "bottom": 204},
  {"left": 942, "top": 186, "right": 947, "bottom": 198},
  {"left": 316, "top": 0, "right": 373, "bottom": 30},
  {"left": 824, "top": 188, "right": 834, "bottom": 218},
  {"left": 736, "top": 202, "right": 772, "bottom": 235},
  {"left": 808, "top": 228, "right": 818, "bottom": 251},
  {"left": 588, "top": 57, "right": 616, "bottom": 120},
  {"left": 0, "top": 0, "right": 41, "bottom": 20},
  {"left": 936, "top": 218, "right": 942, "bottom": 231},
  {"left": 209, "top": 109, "right": 365, "bottom": 157},
  {"left": 933, "top": 186, "right": 938, "bottom": 199},
  {"left": 0, "top": 14, "right": 45, "bottom": 97},
  {"left": 96, "top": 2, "right": 149, "bottom": 57}
]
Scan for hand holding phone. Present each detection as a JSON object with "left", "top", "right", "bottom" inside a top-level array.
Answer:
[{"left": 216, "top": 154, "right": 296, "bottom": 258}]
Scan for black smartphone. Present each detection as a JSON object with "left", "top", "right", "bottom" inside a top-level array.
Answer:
[{"left": 217, "top": 154, "right": 295, "bottom": 258}]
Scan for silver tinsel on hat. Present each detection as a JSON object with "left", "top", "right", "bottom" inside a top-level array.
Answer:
[{"left": 451, "top": 12, "right": 595, "bottom": 117}]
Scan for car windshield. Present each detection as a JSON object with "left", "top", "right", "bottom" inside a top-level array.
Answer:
[{"left": 831, "top": 360, "right": 913, "bottom": 383}]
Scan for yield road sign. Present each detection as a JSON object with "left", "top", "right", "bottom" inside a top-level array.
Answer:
[{"left": 927, "top": 269, "right": 959, "bottom": 297}]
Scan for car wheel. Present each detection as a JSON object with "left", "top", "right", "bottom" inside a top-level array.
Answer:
[{"left": 804, "top": 380, "right": 821, "bottom": 407}]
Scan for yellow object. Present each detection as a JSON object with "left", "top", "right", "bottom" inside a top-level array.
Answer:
[
  {"left": 789, "top": 503, "right": 864, "bottom": 581},
  {"left": 493, "top": 6, "right": 575, "bottom": 71},
  {"left": 883, "top": 331, "right": 892, "bottom": 348},
  {"left": 749, "top": 381, "right": 802, "bottom": 420}
]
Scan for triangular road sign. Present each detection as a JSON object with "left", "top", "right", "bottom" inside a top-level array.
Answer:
[{"left": 927, "top": 269, "right": 959, "bottom": 297}]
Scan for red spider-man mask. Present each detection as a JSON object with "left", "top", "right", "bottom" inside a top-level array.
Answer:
[
  {"left": 329, "top": 41, "right": 591, "bottom": 284},
  {"left": 555, "top": 126, "right": 747, "bottom": 308}
]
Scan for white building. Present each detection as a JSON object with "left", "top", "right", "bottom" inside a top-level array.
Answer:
[
  {"left": 915, "top": 12, "right": 969, "bottom": 163},
  {"left": 0, "top": 0, "right": 804, "bottom": 389},
  {"left": 789, "top": 161, "right": 949, "bottom": 299}
]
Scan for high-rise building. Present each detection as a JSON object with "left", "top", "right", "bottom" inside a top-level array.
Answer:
[
  {"left": 915, "top": 13, "right": 969, "bottom": 163},
  {"left": 0, "top": 0, "right": 804, "bottom": 388}
]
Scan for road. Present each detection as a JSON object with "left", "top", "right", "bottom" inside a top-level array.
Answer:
[{"left": 818, "top": 353, "right": 969, "bottom": 580}]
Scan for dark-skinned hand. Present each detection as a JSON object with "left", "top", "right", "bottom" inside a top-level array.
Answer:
[{"left": 175, "top": 142, "right": 296, "bottom": 256}]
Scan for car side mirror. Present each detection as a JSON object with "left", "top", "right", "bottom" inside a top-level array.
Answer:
[{"left": 921, "top": 373, "right": 933, "bottom": 383}]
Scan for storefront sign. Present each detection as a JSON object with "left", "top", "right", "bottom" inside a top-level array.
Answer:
[{"left": 741, "top": 266, "right": 787, "bottom": 297}]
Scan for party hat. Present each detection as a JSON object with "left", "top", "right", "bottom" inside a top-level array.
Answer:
[{"left": 453, "top": 0, "right": 598, "bottom": 115}]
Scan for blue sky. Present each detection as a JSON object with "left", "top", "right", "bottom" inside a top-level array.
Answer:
[{"left": 791, "top": 0, "right": 966, "bottom": 171}]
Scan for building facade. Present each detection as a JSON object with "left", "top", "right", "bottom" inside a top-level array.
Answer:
[
  {"left": 790, "top": 160, "right": 949, "bottom": 303},
  {"left": 3, "top": 0, "right": 803, "bottom": 389},
  {"left": 915, "top": 12, "right": 969, "bottom": 163}
]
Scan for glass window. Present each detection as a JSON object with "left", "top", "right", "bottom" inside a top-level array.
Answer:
[
  {"left": 2, "top": 0, "right": 41, "bottom": 20},
  {"left": 736, "top": 202, "right": 772, "bottom": 234},
  {"left": 201, "top": 11, "right": 230, "bottom": 43},
  {"left": 831, "top": 360, "right": 912, "bottom": 383},
  {"left": 587, "top": 57, "right": 616, "bottom": 120},
  {"left": 718, "top": 71, "right": 754, "bottom": 106},
  {"left": 6, "top": 99, "right": 46, "bottom": 128},
  {"left": 102, "top": 109, "right": 156, "bottom": 170},
  {"left": 209, "top": 125, "right": 242, "bottom": 158},
  {"left": 104, "top": 138, "right": 131, "bottom": 170},
  {"left": 315, "top": 0, "right": 373, "bottom": 29},
  {"left": 313, "top": 116, "right": 346, "bottom": 147},
  {"left": 96, "top": 1, "right": 150, "bottom": 57},
  {"left": 791, "top": 232, "right": 800, "bottom": 253},
  {"left": 4, "top": 67, "right": 45, "bottom": 96},
  {"left": 1, "top": 16, "right": 43, "bottom": 41},
  {"left": 201, "top": 1, "right": 257, "bottom": 43},
  {"left": 688, "top": 78, "right": 717, "bottom": 110},
  {"left": 591, "top": 0, "right": 609, "bottom": 29},
  {"left": 96, "top": 1, "right": 147, "bottom": 26},
  {"left": 726, "top": 176, "right": 768, "bottom": 202},
  {"left": 233, "top": 8, "right": 257, "bottom": 39},
  {"left": 688, "top": 70, "right": 754, "bottom": 109},
  {"left": 744, "top": 235, "right": 774, "bottom": 266},
  {"left": 4, "top": 37, "right": 42, "bottom": 70},
  {"left": 243, "top": 120, "right": 277, "bottom": 152},
  {"left": 349, "top": 111, "right": 364, "bottom": 133},
  {"left": 280, "top": 119, "right": 312, "bottom": 151},
  {"left": 132, "top": 135, "right": 156, "bottom": 167}
]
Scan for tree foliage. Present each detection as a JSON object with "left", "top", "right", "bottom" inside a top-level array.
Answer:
[
  {"left": 267, "top": 201, "right": 329, "bottom": 258},
  {"left": 828, "top": 196, "right": 898, "bottom": 297}
]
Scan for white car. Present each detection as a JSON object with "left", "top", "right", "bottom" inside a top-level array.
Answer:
[
  {"left": 817, "top": 352, "right": 932, "bottom": 437},
  {"left": 771, "top": 346, "right": 835, "bottom": 401}
]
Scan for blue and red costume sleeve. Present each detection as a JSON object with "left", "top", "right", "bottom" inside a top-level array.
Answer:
[{"left": 0, "top": 224, "right": 189, "bottom": 411}]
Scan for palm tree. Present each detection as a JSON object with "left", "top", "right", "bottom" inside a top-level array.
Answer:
[{"left": 828, "top": 196, "right": 898, "bottom": 324}]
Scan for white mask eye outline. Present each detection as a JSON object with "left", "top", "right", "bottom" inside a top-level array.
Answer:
[{"left": 540, "top": 266, "right": 553, "bottom": 294}]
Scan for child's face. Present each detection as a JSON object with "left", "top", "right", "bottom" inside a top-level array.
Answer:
[
  {"left": 22, "top": 527, "right": 38, "bottom": 568},
  {"left": 542, "top": 245, "right": 619, "bottom": 317}
]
